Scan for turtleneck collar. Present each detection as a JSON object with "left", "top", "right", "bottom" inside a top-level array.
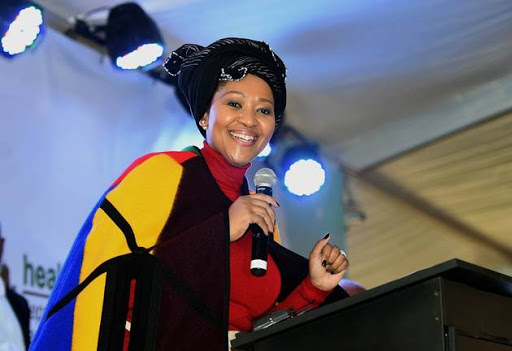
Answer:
[{"left": 200, "top": 141, "right": 250, "bottom": 202}]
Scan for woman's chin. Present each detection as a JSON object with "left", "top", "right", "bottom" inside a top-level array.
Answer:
[
  {"left": 228, "top": 159, "right": 251, "bottom": 167},
  {"left": 225, "top": 153, "right": 254, "bottom": 167}
]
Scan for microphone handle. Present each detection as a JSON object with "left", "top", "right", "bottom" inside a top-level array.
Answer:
[
  {"left": 250, "top": 224, "right": 268, "bottom": 277},
  {"left": 250, "top": 185, "right": 273, "bottom": 277}
]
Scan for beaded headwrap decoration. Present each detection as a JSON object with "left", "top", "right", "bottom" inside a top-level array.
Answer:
[{"left": 163, "top": 37, "right": 287, "bottom": 136}]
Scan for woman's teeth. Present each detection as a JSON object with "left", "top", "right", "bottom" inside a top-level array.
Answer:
[{"left": 229, "top": 132, "right": 256, "bottom": 142}]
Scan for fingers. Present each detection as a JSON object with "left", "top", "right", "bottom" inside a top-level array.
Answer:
[
  {"left": 321, "top": 243, "right": 348, "bottom": 274},
  {"left": 328, "top": 252, "right": 348, "bottom": 274},
  {"left": 248, "top": 212, "right": 272, "bottom": 235},
  {"left": 229, "top": 195, "right": 278, "bottom": 240},
  {"left": 250, "top": 193, "right": 280, "bottom": 208},
  {"left": 246, "top": 196, "right": 277, "bottom": 235},
  {"left": 326, "top": 244, "right": 340, "bottom": 264},
  {"left": 250, "top": 198, "right": 276, "bottom": 228},
  {"left": 310, "top": 233, "right": 331, "bottom": 259}
]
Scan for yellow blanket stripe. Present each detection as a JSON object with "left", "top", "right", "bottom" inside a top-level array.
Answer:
[{"left": 72, "top": 154, "right": 184, "bottom": 350}]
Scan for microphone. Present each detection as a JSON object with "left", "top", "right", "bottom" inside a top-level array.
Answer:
[{"left": 251, "top": 168, "right": 278, "bottom": 277}]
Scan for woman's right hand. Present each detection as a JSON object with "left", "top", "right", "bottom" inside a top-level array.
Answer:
[{"left": 228, "top": 194, "right": 279, "bottom": 242}]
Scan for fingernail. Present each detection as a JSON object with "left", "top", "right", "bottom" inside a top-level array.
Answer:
[
  {"left": 322, "top": 260, "right": 327, "bottom": 267},
  {"left": 323, "top": 233, "right": 330, "bottom": 239}
]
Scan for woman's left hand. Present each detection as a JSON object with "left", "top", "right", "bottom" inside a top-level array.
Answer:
[{"left": 308, "top": 233, "right": 349, "bottom": 291}]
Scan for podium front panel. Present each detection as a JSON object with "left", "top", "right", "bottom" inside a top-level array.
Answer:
[
  {"left": 232, "top": 260, "right": 512, "bottom": 351},
  {"left": 453, "top": 335, "right": 512, "bottom": 351},
  {"left": 249, "top": 279, "right": 445, "bottom": 351},
  {"left": 442, "top": 279, "right": 512, "bottom": 340}
]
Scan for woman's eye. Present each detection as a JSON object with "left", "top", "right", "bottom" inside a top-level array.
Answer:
[
  {"left": 228, "top": 101, "right": 242, "bottom": 108},
  {"left": 259, "top": 108, "right": 273, "bottom": 115}
]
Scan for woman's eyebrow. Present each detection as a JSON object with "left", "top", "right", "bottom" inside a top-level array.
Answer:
[
  {"left": 220, "top": 90, "right": 245, "bottom": 98},
  {"left": 259, "top": 97, "right": 274, "bottom": 105},
  {"left": 220, "top": 91, "right": 274, "bottom": 105}
]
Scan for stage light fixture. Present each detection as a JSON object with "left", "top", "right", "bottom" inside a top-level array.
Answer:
[
  {"left": 281, "top": 144, "right": 326, "bottom": 196},
  {"left": 106, "top": 3, "right": 165, "bottom": 70},
  {"left": 73, "top": 3, "right": 165, "bottom": 70},
  {"left": 1, "top": 0, "right": 44, "bottom": 58}
]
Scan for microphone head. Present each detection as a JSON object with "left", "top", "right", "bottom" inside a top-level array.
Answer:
[{"left": 254, "top": 168, "right": 277, "bottom": 188}]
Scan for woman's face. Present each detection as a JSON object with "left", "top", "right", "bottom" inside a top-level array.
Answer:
[{"left": 202, "top": 74, "right": 276, "bottom": 167}]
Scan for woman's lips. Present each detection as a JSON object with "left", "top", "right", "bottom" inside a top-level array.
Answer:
[{"left": 229, "top": 131, "right": 258, "bottom": 145}]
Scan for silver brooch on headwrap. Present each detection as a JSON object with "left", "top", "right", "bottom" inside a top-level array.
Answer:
[{"left": 219, "top": 67, "right": 248, "bottom": 82}]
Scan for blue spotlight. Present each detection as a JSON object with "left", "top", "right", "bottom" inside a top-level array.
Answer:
[
  {"left": 281, "top": 144, "right": 326, "bottom": 196},
  {"left": 106, "top": 3, "right": 165, "bottom": 70},
  {"left": 257, "top": 143, "right": 272, "bottom": 158},
  {"left": 1, "top": 0, "right": 44, "bottom": 58}
]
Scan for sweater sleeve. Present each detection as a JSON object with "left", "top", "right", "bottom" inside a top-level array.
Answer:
[
  {"left": 269, "top": 276, "right": 332, "bottom": 314},
  {"left": 268, "top": 240, "right": 348, "bottom": 318}
]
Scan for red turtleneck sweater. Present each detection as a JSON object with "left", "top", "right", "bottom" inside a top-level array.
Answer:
[{"left": 201, "top": 142, "right": 331, "bottom": 332}]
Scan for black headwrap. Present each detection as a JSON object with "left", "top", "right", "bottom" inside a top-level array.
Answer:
[{"left": 163, "top": 37, "right": 287, "bottom": 136}]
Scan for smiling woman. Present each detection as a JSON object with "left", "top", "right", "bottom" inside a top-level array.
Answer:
[{"left": 31, "top": 37, "right": 350, "bottom": 351}]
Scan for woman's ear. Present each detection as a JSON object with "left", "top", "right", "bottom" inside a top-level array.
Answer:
[{"left": 199, "top": 114, "right": 209, "bottom": 131}]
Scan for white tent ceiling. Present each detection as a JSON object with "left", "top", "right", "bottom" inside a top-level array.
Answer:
[{"left": 38, "top": 0, "right": 512, "bottom": 170}]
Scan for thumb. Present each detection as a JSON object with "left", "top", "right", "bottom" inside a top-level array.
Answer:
[{"left": 310, "top": 233, "right": 330, "bottom": 259}]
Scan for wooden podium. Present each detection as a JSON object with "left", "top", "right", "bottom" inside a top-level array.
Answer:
[{"left": 231, "top": 259, "right": 512, "bottom": 351}]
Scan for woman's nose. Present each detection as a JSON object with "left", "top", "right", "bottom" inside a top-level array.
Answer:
[{"left": 237, "top": 108, "right": 257, "bottom": 126}]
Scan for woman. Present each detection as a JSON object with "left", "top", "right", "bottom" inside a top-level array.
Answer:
[{"left": 31, "top": 38, "right": 349, "bottom": 351}]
